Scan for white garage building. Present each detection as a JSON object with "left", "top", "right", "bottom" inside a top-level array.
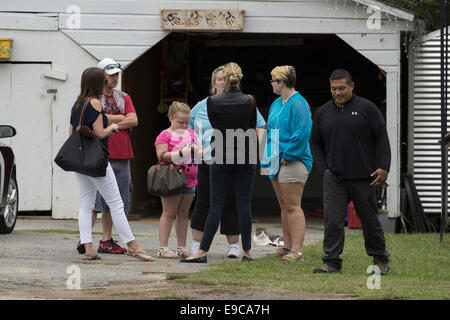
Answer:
[{"left": 0, "top": 0, "right": 420, "bottom": 229}]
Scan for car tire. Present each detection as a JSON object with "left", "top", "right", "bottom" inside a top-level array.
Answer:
[{"left": 0, "top": 177, "right": 18, "bottom": 234}]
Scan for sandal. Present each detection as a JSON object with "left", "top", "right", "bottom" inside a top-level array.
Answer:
[
  {"left": 157, "top": 247, "right": 179, "bottom": 259},
  {"left": 82, "top": 253, "right": 101, "bottom": 260},
  {"left": 127, "top": 248, "right": 154, "bottom": 261},
  {"left": 176, "top": 247, "right": 191, "bottom": 258}
]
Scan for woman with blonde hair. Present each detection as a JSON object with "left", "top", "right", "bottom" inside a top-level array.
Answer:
[
  {"left": 262, "top": 65, "right": 313, "bottom": 261},
  {"left": 154, "top": 101, "right": 203, "bottom": 259},
  {"left": 188, "top": 66, "right": 266, "bottom": 258},
  {"left": 181, "top": 62, "right": 258, "bottom": 263}
]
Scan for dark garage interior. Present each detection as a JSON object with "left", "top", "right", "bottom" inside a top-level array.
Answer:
[{"left": 122, "top": 32, "right": 387, "bottom": 219}]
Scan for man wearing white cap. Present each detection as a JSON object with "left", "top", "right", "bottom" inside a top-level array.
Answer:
[{"left": 77, "top": 57, "right": 138, "bottom": 255}]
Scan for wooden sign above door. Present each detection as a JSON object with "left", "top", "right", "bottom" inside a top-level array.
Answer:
[{"left": 160, "top": 9, "right": 244, "bottom": 31}]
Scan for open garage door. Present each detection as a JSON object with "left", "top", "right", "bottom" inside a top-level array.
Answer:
[{"left": 123, "top": 32, "right": 386, "bottom": 219}]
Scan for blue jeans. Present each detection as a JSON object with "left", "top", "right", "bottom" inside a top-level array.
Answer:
[{"left": 200, "top": 164, "right": 257, "bottom": 252}]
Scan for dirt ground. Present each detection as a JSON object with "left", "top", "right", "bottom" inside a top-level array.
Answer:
[{"left": 1, "top": 279, "right": 358, "bottom": 300}]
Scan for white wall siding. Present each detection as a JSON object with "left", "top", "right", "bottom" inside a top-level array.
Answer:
[
  {"left": 62, "top": 30, "right": 169, "bottom": 46},
  {"left": 0, "top": 12, "right": 58, "bottom": 31},
  {"left": 0, "top": 29, "right": 98, "bottom": 218}
]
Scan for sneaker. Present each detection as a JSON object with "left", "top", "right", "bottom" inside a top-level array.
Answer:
[
  {"left": 266, "top": 247, "right": 289, "bottom": 257},
  {"left": 76, "top": 241, "right": 85, "bottom": 254},
  {"left": 226, "top": 245, "right": 241, "bottom": 259},
  {"left": 190, "top": 240, "right": 200, "bottom": 255},
  {"left": 373, "top": 258, "right": 390, "bottom": 275},
  {"left": 282, "top": 250, "right": 304, "bottom": 261},
  {"left": 97, "top": 238, "right": 127, "bottom": 254},
  {"left": 313, "top": 264, "right": 342, "bottom": 274}
]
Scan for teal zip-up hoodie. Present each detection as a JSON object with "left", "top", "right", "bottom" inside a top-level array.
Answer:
[{"left": 261, "top": 92, "right": 313, "bottom": 179}]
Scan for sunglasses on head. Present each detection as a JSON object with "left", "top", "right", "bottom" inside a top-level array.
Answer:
[
  {"left": 104, "top": 63, "right": 121, "bottom": 70},
  {"left": 270, "top": 79, "right": 281, "bottom": 83}
]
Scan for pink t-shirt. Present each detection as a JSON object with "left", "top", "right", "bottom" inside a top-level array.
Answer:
[{"left": 154, "top": 129, "right": 199, "bottom": 188}]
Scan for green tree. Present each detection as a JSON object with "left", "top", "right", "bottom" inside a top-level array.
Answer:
[{"left": 380, "top": 0, "right": 446, "bottom": 30}]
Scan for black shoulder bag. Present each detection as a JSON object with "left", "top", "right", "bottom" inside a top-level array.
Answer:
[{"left": 54, "top": 99, "right": 109, "bottom": 177}]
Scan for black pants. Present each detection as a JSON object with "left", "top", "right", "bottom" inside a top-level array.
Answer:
[
  {"left": 322, "top": 171, "right": 390, "bottom": 269},
  {"left": 200, "top": 164, "right": 256, "bottom": 252},
  {"left": 190, "top": 163, "right": 240, "bottom": 235}
]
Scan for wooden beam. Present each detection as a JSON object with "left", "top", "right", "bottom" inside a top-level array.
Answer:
[{"left": 385, "top": 65, "right": 401, "bottom": 218}]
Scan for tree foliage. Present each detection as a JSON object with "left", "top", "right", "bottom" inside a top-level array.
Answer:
[{"left": 379, "top": 0, "right": 446, "bottom": 30}]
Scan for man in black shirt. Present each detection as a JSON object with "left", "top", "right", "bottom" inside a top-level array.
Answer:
[{"left": 310, "top": 69, "right": 391, "bottom": 275}]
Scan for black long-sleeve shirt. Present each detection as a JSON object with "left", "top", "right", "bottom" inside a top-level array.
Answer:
[
  {"left": 207, "top": 87, "right": 257, "bottom": 164},
  {"left": 310, "top": 95, "right": 391, "bottom": 179}
]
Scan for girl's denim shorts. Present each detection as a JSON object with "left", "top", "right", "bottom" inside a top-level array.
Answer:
[
  {"left": 160, "top": 186, "right": 196, "bottom": 198},
  {"left": 182, "top": 186, "right": 196, "bottom": 195}
]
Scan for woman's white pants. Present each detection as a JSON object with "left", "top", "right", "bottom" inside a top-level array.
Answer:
[{"left": 75, "top": 163, "right": 135, "bottom": 245}]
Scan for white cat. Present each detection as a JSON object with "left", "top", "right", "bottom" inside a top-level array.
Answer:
[{"left": 253, "top": 227, "right": 284, "bottom": 247}]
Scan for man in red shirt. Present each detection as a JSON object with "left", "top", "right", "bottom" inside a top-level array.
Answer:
[{"left": 77, "top": 58, "right": 138, "bottom": 255}]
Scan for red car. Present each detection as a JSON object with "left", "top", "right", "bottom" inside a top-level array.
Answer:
[{"left": 0, "top": 125, "right": 18, "bottom": 234}]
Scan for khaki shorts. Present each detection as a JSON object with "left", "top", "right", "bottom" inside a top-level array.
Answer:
[{"left": 275, "top": 160, "right": 309, "bottom": 184}]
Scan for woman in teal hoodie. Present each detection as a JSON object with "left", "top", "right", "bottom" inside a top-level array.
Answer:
[{"left": 261, "top": 65, "right": 313, "bottom": 261}]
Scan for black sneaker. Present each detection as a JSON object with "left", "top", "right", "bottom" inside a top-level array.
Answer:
[
  {"left": 76, "top": 241, "right": 85, "bottom": 254},
  {"left": 373, "top": 258, "right": 390, "bottom": 275},
  {"left": 313, "top": 264, "right": 342, "bottom": 274}
]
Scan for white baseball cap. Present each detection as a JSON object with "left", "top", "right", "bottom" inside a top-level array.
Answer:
[{"left": 97, "top": 58, "right": 122, "bottom": 75}]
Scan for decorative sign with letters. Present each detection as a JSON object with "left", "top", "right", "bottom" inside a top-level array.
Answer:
[{"left": 161, "top": 9, "right": 244, "bottom": 31}]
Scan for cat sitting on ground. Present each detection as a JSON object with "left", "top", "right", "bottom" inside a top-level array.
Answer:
[{"left": 253, "top": 227, "right": 284, "bottom": 247}]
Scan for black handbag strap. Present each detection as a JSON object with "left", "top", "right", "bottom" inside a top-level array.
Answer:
[
  {"left": 76, "top": 99, "right": 91, "bottom": 131},
  {"left": 248, "top": 94, "right": 256, "bottom": 129}
]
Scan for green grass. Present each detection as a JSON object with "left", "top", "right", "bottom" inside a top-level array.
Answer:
[
  {"left": 173, "top": 233, "right": 450, "bottom": 300},
  {"left": 82, "top": 288, "right": 107, "bottom": 295},
  {"left": 14, "top": 229, "right": 149, "bottom": 237}
]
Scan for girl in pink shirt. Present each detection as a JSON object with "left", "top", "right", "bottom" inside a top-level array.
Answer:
[{"left": 154, "top": 102, "right": 202, "bottom": 259}]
